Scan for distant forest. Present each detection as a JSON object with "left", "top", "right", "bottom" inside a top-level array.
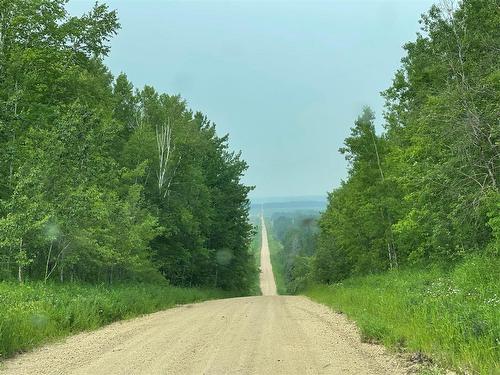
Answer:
[
  {"left": 0, "top": 1, "right": 256, "bottom": 291},
  {"left": 250, "top": 200, "right": 326, "bottom": 217},
  {"left": 268, "top": 211, "right": 319, "bottom": 293}
]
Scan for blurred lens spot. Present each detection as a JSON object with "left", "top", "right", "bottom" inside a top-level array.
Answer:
[
  {"left": 31, "top": 313, "right": 49, "bottom": 329},
  {"left": 216, "top": 249, "right": 233, "bottom": 266}
]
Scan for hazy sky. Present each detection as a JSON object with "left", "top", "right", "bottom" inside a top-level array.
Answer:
[{"left": 68, "top": 0, "right": 435, "bottom": 199}]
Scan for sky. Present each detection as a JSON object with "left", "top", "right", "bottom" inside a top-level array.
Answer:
[{"left": 67, "top": 0, "right": 435, "bottom": 199}]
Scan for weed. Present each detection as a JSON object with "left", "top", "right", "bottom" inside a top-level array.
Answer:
[
  {"left": 0, "top": 282, "right": 230, "bottom": 359},
  {"left": 304, "top": 256, "right": 500, "bottom": 374}
]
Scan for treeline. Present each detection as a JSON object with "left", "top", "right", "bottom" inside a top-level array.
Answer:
[
  {"left": 0, "top": 1, "right": 256, "bottom": 291},
  {"left": 315, "top": 0, "right": 499, "bottom": 283},
  {"left": 270, "top": 212, "right": 318, "bottom": 293}
]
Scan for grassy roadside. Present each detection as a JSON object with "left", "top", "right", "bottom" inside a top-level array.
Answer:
[
  {"left": 265, "top": 219, "right": 287, "bottom": 295},
  {"left": 250, "top": 217, "right": 262, "bottom": 295},
  {"left": 304, "top": 256, "right": 500, "bottom": 375},
  {"left": 0, "top": 282, "right": 231, "bottom": 360}
]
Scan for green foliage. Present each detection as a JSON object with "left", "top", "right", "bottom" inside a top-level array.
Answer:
[
  {"left": 314, "top": 0, "right": 499, "bottom": 282},
  {"left": 314, "top": 108, "right": 402, "bottom": 282},
  {"left": 248, "top": 217, "right": 261, "bottom": 296},
  {"left": 266, "top": 223, "right": 287, "bottom": 295},
  {"left": 382, "top": 0, "right": 499, "bottom": 263},
  {"left": 268, "top": 212, "right": 318, "bottom": 293},
  {"left": 0, "top": 281, "right": 231, "bottom": 359},
  {"left": 0, "top": 1, "right": 256, "bottom": 292},
  {"left": 305, "top": 256, "right": 500, "bottom": 375}
]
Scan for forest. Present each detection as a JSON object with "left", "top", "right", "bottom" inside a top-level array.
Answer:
[
  {"left": 0, "top": 0, "right": 499, "bottom": 373},
  {"left": 313, "top": 0, "right": 499, "bottom": 281},
  {"left": 267, "top": 212, "right": 318, "bottom": 294},
  {"left": 270, "top": 1, "right": 498, "bottom": 291},
  {"left": 0, "top": 1, "right": 257, "bottom": 291}
]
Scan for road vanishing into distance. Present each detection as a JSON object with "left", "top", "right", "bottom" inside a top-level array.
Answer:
[
  {"left": 1, "top": 217, "right": 405, "bottom": 374},
  {"left": 258, "top": 216, "right": 277, "bottom": 296}
]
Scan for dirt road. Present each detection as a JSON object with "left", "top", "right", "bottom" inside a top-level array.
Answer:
[
  {"left": 1, "top": 219, "right": 405, "bottom": 375},
  {"left": 259, "top": 216, "right": 277, "bottom": 296}
]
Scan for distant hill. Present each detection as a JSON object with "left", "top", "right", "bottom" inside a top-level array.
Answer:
[{"left": 250, "top": 196, "right": 327, "bottom": 217}]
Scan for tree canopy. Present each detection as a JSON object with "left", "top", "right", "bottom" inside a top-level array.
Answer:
[
  {"left": 0, "top": 0, "right": 256, "bottom": 291},
  {"left": 314, "top": 0, "right": 499, "bottom": 283}
]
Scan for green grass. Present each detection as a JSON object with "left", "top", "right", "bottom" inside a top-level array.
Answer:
[
  {"left": 0, "top": 281, "right": 231, "bottom": 360},
  {"left": 265, "top": 219, "right": 287, "bottom": 295},
  {"left": 304, "top": 256, "right": 500, "bottom": 375},
  {"left": 250, "top": 218, "right": 262, "bottom": 295}
]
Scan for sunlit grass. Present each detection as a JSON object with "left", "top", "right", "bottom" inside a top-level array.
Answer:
[
  {"left": 0, "top": 282, "right": 231, "bottom": 359},
  {"left": 304, "top": 256, "right": 500, "bottom": 374}
]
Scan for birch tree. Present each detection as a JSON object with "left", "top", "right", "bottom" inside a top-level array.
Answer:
[{"left": 156, "top": 119, "right": 173, "bottom": 199}]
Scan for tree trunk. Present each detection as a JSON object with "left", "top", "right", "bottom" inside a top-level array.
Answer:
[
  {"left": 6, "top": 245, "right": 12, "bottom": 278},
  {"left": 44, "top": 241, "right": 53, "bottom": 283},
  {"left": 372, "top": 131, "right": 398, "bottom": 269},
  {"left": 17, "top": 238, "right": 23, "bottom": 283},
  {"left": 60, "top": 253, "right": 64, "bottom": 283}
]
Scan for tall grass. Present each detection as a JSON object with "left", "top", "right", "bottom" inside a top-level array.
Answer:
[
  {"left": 304, "top": 256, "right": 500, "bottom": 374},
  {"left": 250, "top": 218, "right": 262, "bottom": 295},
  {"left": 0, "top": 282, "right": 231, "bottom": 359}
]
